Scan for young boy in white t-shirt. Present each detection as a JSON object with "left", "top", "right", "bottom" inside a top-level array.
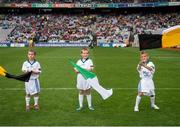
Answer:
[
  {"left": 74, "top": 48, "right": 94, "bottom": 111},
  {"left": 22, "top": 49, "right": 41, "bottom": 111},
  {"left": 134, "top": 51, "right": 159, "bottom": 112}
]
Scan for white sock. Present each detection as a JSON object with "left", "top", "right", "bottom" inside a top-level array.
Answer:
[
  {"left": 150, "top": 96, "right": 155, "bottom": 106},
  {"left": 135, "top": 95, "right": 141, "bottom": 108},
  {"left": 79, "top": 94, "right": 83, "bottom": 107},
  {"left": 25, "top": 96, "right": 30, "bottom": 106},
  {"left": 34, "top": 96, "right": 39, "bottom": 106},
  {"left": 86, "top": 94, "right": 92, "bottom": 107}
]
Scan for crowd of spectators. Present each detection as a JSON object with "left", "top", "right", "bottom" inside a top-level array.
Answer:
[
  {"left": 1, "top": 12, "right": 179, "bottom": 44},
  {"left": 0, "top": 0, "right": 179, "bottom": 3},
  {"left": 139, "top": 0, "right": 179, "bottom": 2},
  {"left": 4, "top": 14, "right": 95, "bottom": 43},
  {"left": 96, "top": 13, "right": 179, "bottom": 43}
]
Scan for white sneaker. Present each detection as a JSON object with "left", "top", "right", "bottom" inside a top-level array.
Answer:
[
  {"left": 134, "top": 106, "right": 139, "bottom": 112},
  {"left": 76, "top": 107, "right": 83, "bottom": 111},
  {"left": 89, "top": 106, "right": 94, "bottom": 111},
  {"left": 151, "top": 105, "right": 160, "bottom": 110}
]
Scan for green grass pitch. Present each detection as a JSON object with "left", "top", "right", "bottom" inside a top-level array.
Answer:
[{"left": 0, "top": 47, "right": 180, "bottom": 126}]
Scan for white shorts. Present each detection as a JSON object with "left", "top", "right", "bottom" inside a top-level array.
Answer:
[
  {"left": 25, "top": 79, "right": 40, "bottom": 95},
  {"left": 138, "top": 78, "right": 155, "bottom": 95},
  {"left": 77, "top": 74, "right": 91, "bottom": 90}
]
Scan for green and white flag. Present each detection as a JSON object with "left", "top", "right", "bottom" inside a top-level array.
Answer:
[{"left": 70, "top": 60, "right": 113, "bottom": 100}]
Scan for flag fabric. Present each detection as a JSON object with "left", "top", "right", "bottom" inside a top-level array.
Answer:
[
  {"left": 139, "top": 25, "right": 180, "bottom": 50},
  {"left": 0, "top": 66, "right": 32, "bottom": 82},
  {"left": 0, "top": 66, "right": 7, "bottom": 76},
  {"left": 70, "top": 60, "right": 113, "bottom": 100},
  {"left": 139, "top": 34, "right": 162, "bottom": 50},
  {"left": 162, "top": 25, "right": 180, "bottom": 48}
]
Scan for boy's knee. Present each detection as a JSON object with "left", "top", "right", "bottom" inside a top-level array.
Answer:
[
  {"left": 85, "top": 89, "right": 91, "bottom": 95},
  {"left": 79, "top": 90, "right": 84, "bottom": 95},
  {"left": 29, "top": 93, "right": 39, "bottom": 97},
  {"left": 138, "top": 92, "right": 144, "bottom": 97}
]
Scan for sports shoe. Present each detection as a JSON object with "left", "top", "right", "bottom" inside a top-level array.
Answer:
[
  {"left": 34, "top": 105, "right": 40, "bottom": 110},
  {"left": 76, "top": 107, "right": 83, "bottom": 111},
  {"left": 134, "top": 106, "right": 139, "bottom": 112},
  {"left": 26, "top": 105, "right": 30, "bottom": 111},
  {"left": 89, "top": 106, "right": 94, "bottom": 111},
  {"left": 151, "top": 105, "right": 159, "bottom": 110}
]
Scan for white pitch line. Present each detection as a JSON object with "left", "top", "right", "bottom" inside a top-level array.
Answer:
[
  {"left": 153, "top": 56, "right": 180, "bottom": 58},
  {"left": 0, "top": 88, "right": 180, "bottom": 91}
]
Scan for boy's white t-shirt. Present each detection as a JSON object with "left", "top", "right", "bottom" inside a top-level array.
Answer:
[
  {"left": 76, "top": 58, "right": 93, "bottom": 71},
  {"left": 137, "top": 61, "right": 155, "bottom": 79},
  {"left": 76, "top": 58, "right": 93, "bottom": 90},
  {"left": 22, "top": 60, "right": 41, "bottom": 80}
]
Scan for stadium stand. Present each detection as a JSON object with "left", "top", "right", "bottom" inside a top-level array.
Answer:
[
  {"left": 0, "top": 0, "right": 179, "bottom": 3},
  {"left": 0, "top": 12, "right": 179, "bottom": 44},
  {"left": 0, "top": 0, "right": 179, "bottom": 46}
]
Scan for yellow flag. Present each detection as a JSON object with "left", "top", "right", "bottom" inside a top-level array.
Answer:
[
  {"left": 162, "top": 25, "right": 180, "bottom": 48},
  {"left": 0, "top": 66, "right": 7, "bottom": 76}
]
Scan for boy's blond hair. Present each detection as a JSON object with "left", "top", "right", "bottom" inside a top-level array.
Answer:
[
  {"left": 140, "top": 51, "right": 148, "bottom": 55},
  {"left": 28, "top": 49, "right": 36, "bottom": 55},
  {"left": 81, "top": 48, "right": 89, "bottom": 54}
]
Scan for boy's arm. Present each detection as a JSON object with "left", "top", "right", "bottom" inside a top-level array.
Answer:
[
  {"left": 74, "top": 68, "right": 79, "bottom": 74},
  {"left": 74, "top": 61, "right": 80, "bottom": 74},
  {"left": 137, "top": 61, "right": 144, "bottom": 71},
  {"left": 86, "top": 66, "right": 94, "bottom": 71},
  {"left": 22, "top": 63, "right": 31, "bottom": 73},
  {"left": 32, "top": 68, "right": 41, "bottom": 74},
  {"left": 32, "top": 63, "right": 41, "bottom": 74},
  {"left": 87, "top": 60, "right": 94, "bottom": 71},
  {"left": 141, "top": 63, "right": 153, "bottom": 71}
]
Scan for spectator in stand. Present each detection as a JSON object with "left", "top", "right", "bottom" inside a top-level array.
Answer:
[{"left": 2, "top": 12, "right": 180, "bottom": 44}]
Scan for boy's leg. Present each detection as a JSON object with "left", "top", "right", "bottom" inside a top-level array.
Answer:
[
  {"left": 25, "top": 82, "right": 31, "bottom": 110},
  {"left": 34, "top": 93, "right": 39, "bottom": 110},
  {"left": 77, "top": 90, "right": 84, "bottom": 111},
  {"left": 134, "top": 93, "right": 143, "bottom": 111},
  {"left": 32, "top": 79, "right": 40, "bottom": 110},
  {"left": 150, "top": 95, "right": 159, "bottom": 110},
  {"left": 149, "top": 90, "right": 159, "bottom": 110},
  {"left": 25, "top": 94, "right": 31, "bottom": 111},
  {"left": 86, "top": 89, "right": 94, "bottom": 110}
]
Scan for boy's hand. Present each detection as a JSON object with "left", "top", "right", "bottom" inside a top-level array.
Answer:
[
  {"left": 139, "top": 62, "right": 153, "bottom": 71},
  {"left": 139, "top": 62, "right": 143, "bottom": 66},
  {"left": 23, "top": 68, "right": 32, "bottom": 73},
  {"left": 32, "top": 69, "right": 41, "bottom": 74},
  {"left": 139, "top": 61, "right": 146, "bottom": 66},
  {"left": 74, "top": 68, "right": 79, "bottom": 74},
  {"left": 86, "top": 67, "right": 94, "bottom": 72}
]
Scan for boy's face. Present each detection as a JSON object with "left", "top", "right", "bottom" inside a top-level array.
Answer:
[
  {"left": 81, "top": 50, "right": 89, "bottom": 59},
  {"left": 28, "top": 51, "right": 35, "bottom": 61},
  {"left": 141, "top": 53, "right": 149, "bottom": 63}
]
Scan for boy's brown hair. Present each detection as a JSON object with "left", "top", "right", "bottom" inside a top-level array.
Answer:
[
  {"left": 81, "top": 48, "right": 89, "bottom": 54},
  {"left": 28, "top": 49, "right": 36, "bottom": 55}
]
